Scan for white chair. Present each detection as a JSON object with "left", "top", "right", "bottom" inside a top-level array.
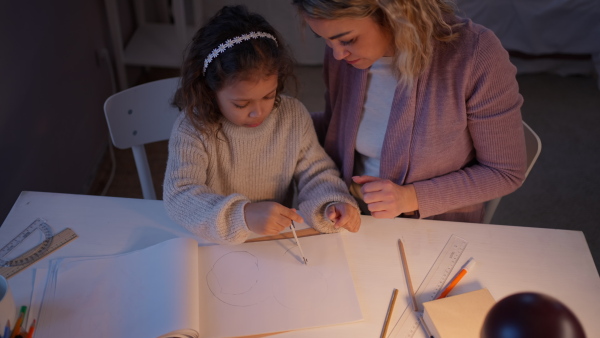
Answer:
[
  {"left": 103, "top": 77, "right": 181, "bottom": 199},
  {"left": 482, "top": 121, "right": 542, "bottom": 224},
  {"left": 104, "top": 0, "right": 202, "bottom": 90}
]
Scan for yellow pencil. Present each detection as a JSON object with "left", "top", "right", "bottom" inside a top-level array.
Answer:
[{"left": 10, "top": 306, "right": 27, "bottom": 338}]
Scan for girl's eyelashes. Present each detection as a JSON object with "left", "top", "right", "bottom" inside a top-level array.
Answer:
[{"left": 232, "top": 91, "right": 276, "bottom": 108}]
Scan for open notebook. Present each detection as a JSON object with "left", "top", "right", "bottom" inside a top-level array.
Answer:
[{"left": 33, "top": 233, "right": 362, "bottom": 338}]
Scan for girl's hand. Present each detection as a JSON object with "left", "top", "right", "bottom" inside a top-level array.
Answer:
[
  {"left": 352, "top": 175, "right": 419, "bottom": 219},
  {"left": 244, "top": 202, "right": 304, "bottom": 235},
  {"left": 326, "top": 202, "right": 361, "bottom": 232}
]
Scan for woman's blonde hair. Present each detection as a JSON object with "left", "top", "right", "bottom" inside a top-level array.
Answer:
[{"left": 292, "top": 0, "right": 462, "bottom": 88}]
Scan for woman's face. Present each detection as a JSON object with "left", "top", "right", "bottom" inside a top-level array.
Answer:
[
  {"left": 216, "top": 75, "right": 278, "bottom": 128},
  {"left": 305, "top": 15, "right": 394, "bottom": 69}
]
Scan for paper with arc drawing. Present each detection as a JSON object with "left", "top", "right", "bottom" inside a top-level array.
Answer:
[
  {"left": 31, "top": 233, "right": 361, "bottom": 338},
  {"left": 197, "top": 232, "right": 363, "bottom": 338}
]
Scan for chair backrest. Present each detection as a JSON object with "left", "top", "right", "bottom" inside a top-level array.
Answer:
[
  {"left": 482, "top": 121, "right": 542, "bottom": 224},
  {"left": 103, "top": 77, "right": 181, "bottom": 199}
]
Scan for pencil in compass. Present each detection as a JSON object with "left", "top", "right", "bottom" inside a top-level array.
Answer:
[{"left": 290, "top": 223, "right": 308, "bottom": 265}]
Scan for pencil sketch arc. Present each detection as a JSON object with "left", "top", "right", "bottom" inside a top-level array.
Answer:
[{"left": 206, "top": 251, "right": 270, "bottom": 307}]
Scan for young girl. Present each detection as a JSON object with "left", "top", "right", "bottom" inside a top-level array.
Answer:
[{"left": 163, "top": 5, "right": 360, "bottom": 245}]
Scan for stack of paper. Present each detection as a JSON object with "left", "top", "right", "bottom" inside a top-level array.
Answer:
[{"left": 422, "top": 288, "right": 496, "bottom": 338}]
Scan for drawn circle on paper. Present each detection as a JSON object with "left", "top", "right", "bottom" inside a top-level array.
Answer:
[
  {"left": 206, "top": 251, "right": 269, "bottom": 306},
  {"left": 271, "top": 246, "right": 328, "bottom": 310}
]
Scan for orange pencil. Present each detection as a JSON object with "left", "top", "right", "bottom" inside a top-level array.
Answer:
[
  {"left": 25, "top": 319, "right": 35, "bottom": 338},
  {"left": 437, "top": 258, "right": 476, "bottom": 299}
]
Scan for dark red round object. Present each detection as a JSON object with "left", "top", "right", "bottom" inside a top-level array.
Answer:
[{"left": 481, "top": 292, "right": 586, "bottom": 338}]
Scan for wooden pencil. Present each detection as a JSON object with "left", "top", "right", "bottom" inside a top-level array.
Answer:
[
  {"left": 398, "top": 239, "right": 419, "bottom": 312},
  {"left": 380, "top": 288, "right": 399, "bottom": 338}
]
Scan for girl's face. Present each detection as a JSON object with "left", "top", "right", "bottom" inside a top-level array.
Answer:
[
  {"left": 305, "top": 15, "right": 394, "bottom": 69},
  {"left": 216, "top": 75, "right": 278, "bottom": 128}
]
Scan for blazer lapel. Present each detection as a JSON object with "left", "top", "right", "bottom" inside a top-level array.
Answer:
[
  {"left": 379, "top": 78, "right": 419, "bottom": 185},
  {"left": 325, "top": 65, "right": 368, "bottom": 185}
]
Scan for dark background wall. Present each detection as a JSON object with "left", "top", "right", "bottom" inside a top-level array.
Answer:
[{"left": 0, "top": 1, "right": 135, "bottom": 222}]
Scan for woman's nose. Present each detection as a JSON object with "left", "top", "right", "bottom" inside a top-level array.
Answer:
[{"left": 331, "top": 44, "right": 349, "bottom": 60}]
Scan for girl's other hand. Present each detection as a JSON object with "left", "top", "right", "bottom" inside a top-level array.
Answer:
[
  {"left": 326, "top": 202, "right": 361, "bottom": 232},
  {"left": 244, "top": 202, "right": 304, "bottom": 235},
  {"left": 352, "top": 175, "right": 419, "bottom": 219}
]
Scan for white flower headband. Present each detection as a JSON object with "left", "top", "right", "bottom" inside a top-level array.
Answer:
[{"left": 202, "top": 31, "right": 278, "bottom": 75}]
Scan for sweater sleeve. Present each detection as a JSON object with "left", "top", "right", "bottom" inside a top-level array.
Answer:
[
  {"left": 291, "top": 101, "right": 359, "bottom": 233},
  {"left": 413, "top": 28, "right": 527, "bottom": 218},
  {"left": 163, "top": 116, "right": 252, "bottom": 244}
]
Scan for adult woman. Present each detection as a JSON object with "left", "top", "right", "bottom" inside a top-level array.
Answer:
[{"left": 292, "top": 0, "right": 527, "bottom": 222}]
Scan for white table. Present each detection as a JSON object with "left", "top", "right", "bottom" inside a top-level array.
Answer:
[{"left": 2, "top": 191, "right": 599, "bottom": 337}]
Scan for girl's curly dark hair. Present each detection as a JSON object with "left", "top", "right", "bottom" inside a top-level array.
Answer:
[{"left": 173, "top": 5, "right": 296, "bottom": 137}]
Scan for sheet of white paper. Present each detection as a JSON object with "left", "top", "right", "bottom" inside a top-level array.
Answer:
[
  {"left": 35, "top": 237, "right": 200, "bottom": 338},
  {"left": 197, "top": 233, "right": 363, "bottom": 338},
  {"left": 25, "top": 267, "right": 49, "bottom": 328}
]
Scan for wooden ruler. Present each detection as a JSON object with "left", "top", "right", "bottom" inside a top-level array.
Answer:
[
  {"left": 245, "top": 227, "right": 321, "bottom": 243},
  {"left": 0, "top": 219, "right": 78, "bottom": 279}
]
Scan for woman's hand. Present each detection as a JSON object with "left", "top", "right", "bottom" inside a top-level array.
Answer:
[
  {"left": 244, "top": 202, "right": 304, "bottom": 235},
  {"left": 352, "top": 176, "right": 419, "bottom": 219},
  {"left": 326, "top": 202, "right": 361, "bottom": 232}
]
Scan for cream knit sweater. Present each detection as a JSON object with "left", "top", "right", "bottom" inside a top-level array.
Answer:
[{"left": 163, "top": 95, "right": 358, "bottom": 244}]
